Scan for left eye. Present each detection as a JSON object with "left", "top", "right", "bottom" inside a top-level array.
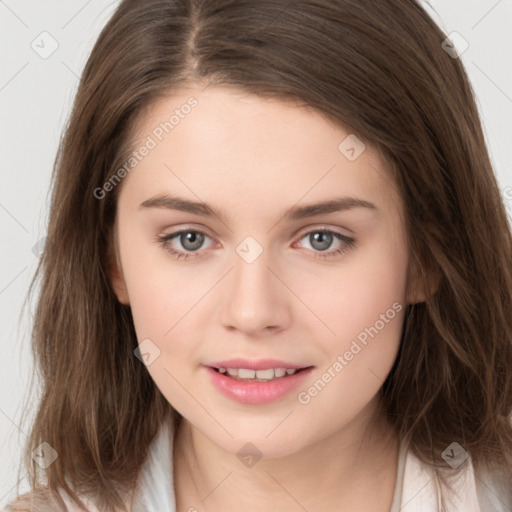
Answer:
[
  {"left": 296, "top": 229, "right": 356, "bottom": 258},
  {"left": 156, "top": 228, "right": 356, "bottom": 260}
]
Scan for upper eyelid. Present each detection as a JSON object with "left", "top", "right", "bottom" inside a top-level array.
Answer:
[{"left": 160, "top": 224, "right": 351, "bottom": 240}]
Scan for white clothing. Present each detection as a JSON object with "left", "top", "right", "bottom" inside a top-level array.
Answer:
[{"left": 3, "top": 418, "right": 511, "bottom": 511}]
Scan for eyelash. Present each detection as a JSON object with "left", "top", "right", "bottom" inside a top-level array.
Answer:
[{"left": 155, "top": 227, "right": 356, "bottom": 261}]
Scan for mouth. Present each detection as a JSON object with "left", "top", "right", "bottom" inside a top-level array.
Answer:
[
  {"left": 205, "top": 362, "right": 315, "bottom": 404},
  {"left": 208, "top": 366, "right": 313, "bottom": 383}
]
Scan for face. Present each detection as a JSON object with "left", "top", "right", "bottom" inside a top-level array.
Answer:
[{"left": 110, "top": 85, "right": 419, "bottom": 458}]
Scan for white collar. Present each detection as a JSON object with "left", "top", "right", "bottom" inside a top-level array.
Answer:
[{"left": 130, "top": 419, "right": 176, "bottom": 511}]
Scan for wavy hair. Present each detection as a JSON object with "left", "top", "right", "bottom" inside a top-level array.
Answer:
[{"left": 6, "top": 0, "right": 512, "bottom": 510}]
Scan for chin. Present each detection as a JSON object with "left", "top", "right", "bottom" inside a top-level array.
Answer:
[{"left": 199, "top": 417, "right": 316, "bottom": 461}]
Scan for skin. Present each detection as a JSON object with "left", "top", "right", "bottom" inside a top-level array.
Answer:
[{"left": 109, "top": 84, "right": 428, "bottom": 512}]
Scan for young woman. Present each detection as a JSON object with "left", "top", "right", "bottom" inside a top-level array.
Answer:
[{"left": 3, "top": 0, "right": 512, "bottom": 511}]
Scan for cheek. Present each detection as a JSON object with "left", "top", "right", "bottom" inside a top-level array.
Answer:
[
  {"left": 296, "top": 231, "right": 408, "bottom": 351},
  {"left": 117, "top": 222, "right": 202, "bottom": 339},
  {"left": 294, "top": 235, "right": 408, "bottom": 423},
  {"left": 119, "top": 241, "right": 202, "bottom": 409},
  {"left": 118, "top": 234, "right": 210, "bottom": 412}
]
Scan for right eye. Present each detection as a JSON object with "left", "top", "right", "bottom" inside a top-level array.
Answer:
[{"left": 156, "top": 229, "right": 215, "bottom": 260}]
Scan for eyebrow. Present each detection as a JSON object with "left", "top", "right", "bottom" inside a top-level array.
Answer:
[{"left": 139, "top": 194, "right": 377, "bottom": 223}]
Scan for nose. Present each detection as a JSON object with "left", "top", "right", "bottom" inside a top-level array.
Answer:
[{"left": 219, "top": 246, "right": 291, "bottom": 336}]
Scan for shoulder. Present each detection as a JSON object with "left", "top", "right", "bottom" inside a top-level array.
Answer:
[
  {"left": 2, "top": 486, "right": 132, "bottom": 512},
  {"left": 474, "top": 466, "right": 512, "bottom": 512},
  {"left": 0, "top": 487, "right": 67, "bottom": 512},
  {"left": 399, "top": 445, "right": 512, "bottom": 512}
]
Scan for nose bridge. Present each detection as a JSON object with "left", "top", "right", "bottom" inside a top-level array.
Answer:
[
  {"left": 220, "top": 235, "right": 290, "bottom": 332},
  {"left": 233, "top": 241, "right": 272, "bottom": 295}
]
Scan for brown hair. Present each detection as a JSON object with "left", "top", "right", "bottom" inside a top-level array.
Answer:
[{"left": 6, "top": 0, "right": 512, "bottom": 510}]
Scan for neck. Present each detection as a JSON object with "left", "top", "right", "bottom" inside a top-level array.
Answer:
[{"left": 173, "top": 399, "right": 400, "bottom": 512}]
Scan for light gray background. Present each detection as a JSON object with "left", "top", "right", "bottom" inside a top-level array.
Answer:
[{"left": 1, "top": 0, "right": 511, "bottom": 505}]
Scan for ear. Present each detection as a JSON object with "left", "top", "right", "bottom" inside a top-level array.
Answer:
[
  {"left": 107, "top": 229, "right": 130, "bottom": 306},
  {"left": 405, "top": 251, "right": 440, "bottom": 305}
]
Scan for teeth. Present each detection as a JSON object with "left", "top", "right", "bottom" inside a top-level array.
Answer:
[
  {"left": 255, "top": 369, "right": 274, "bottom": 379},
  {"left": 218, "top": 367, "right": 299, "bottom": 381},
  {"left": 239, "top": 368, "right": 256, "bottom": 378}
]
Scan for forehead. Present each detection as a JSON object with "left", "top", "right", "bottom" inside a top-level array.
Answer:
[{"left": 120, "top": 86, "right": 402, "bottom": 223}]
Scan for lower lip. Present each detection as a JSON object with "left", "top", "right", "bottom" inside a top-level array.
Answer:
[{"left": 205, "top": 366, "right": 314, "bottom": 404}]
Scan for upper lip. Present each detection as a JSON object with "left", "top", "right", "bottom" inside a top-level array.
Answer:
[{"left": 207, "top": 359, "right": 312, "bottom": 371}]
